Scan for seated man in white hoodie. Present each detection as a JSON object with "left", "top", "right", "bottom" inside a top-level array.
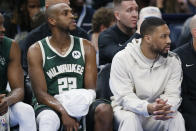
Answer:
[{"left": 110, "top": 17, "right": 185, "bottom": 131}]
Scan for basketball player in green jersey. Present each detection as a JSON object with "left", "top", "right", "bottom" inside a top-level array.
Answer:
[
  {"left": 0, "top": 13, "right": 36, "bottom": 130},
  {"left": 27, "top": 3, "right": 113, "bottom": 131}
]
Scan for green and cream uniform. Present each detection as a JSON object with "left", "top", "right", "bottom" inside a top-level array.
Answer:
[
  {"left": 34, "top": 35, "right": 85, "bottom": 111},
  {"left": 0, "top": 36, "right": 12, "bottom": 95}
]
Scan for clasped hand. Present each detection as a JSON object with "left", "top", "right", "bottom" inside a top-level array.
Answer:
[{"left": 148, "top": 98, "right": 174, "bottom": 121}]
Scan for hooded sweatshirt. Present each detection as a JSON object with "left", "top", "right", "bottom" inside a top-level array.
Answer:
[{"left": 110, "top": 38, "right": 183, "bottom": 117}]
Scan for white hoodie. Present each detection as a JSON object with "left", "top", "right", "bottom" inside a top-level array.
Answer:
[{"left": 110, "top": 38, "right": 182, "bottom": 117}]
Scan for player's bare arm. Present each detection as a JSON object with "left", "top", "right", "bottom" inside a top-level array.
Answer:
[
  {"left": 0, "top": 42, "right": 24, "bottom": 115},
  {"left": 83, "top": 39, "right": 97, "bottom": 90}
]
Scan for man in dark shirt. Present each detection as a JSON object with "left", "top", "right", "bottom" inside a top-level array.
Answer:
[
  {"left": 98, "top": 0, "right": 138, "bottom": 65},
  {"left": 174, "top": 15, "right": 196, "bottom": 131},
  {"left": 70, "top": 0, "right": 95, "bottom": 32},
  {"left": 20, "top": 0, "right": 88, "bottom": 73}
]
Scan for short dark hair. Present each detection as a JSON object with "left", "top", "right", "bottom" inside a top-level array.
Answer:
[
  {"left": 92, "top": 8, "right": 115, "bottom": 33},
  {"left": 140, "top": 17, "right": 166, "bottom": 38},
  {"left": 113, "top": 0, "right": 135, "bottom": 7}
]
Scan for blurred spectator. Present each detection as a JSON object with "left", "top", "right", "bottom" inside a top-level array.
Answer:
[
  {"left": 136, "top": 6, "right": 162, "bottom": 33},
  {"left": 86, "top": 0, "right": 93, "bottom": 6},
  {"left": 40, "top": 0, "right": 45, "bottom": 7},
  {"left": 136, "top": 0, "right": 151, "bottom": 9},
  {"left": 98, "top": 0, "right": 138, "bottom": 66},
  {"left": 92, "top": 0, "right": 113, "bottom": 9},
  {"left": 0, "top": 0, "right": 14, "bottom": 13},
  {"left": 174, "top": 15, "right": 196, "bottom": 131},
  {"left": 4, "top": 0, "right": 41, "bottom": 40},
  {"left": 151, "top": 0, "right": 190, "bottom": 13},
  {"left": 90, "top": 7, "right": 115, "bottom": 66},
  {"left": 90, "top": 7, "right": 115, "bottom": 52},
  {"left": 176, "top": 16, "right": 193, "bottom": 47},
  {"left": 188, "top": 0, "right": 196, "bottom": 13},
  {"left": 125, "top": 6, "right": 162, "bottom": 44},
  {"left": 70, "top": 0, "right": 95, "bottom": 32}
]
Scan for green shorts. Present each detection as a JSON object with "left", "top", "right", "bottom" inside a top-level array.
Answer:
[{"left": 34, "top": 99, "right": 110, "bottom": 131}]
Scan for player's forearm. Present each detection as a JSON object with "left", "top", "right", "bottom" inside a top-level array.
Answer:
[
  {"left": 36, "top": 92, "right": 68, "bottom": 115},
  {"left": 4, "top": 88, "right": 24, "bottom": 106}
]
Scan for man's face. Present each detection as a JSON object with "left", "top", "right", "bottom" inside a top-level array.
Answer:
[
  {"left": 116, "top": 1, "right": 138, "bottom": 29},
  {"left": 27, "top": 0, "right": 41, "bottom": 19},
  {"left": 0, "top": 14, "right": 5, "bottom": 42},
  {"left": 55, "top": 4, "right": 76, "bottom": 32},
  {"left": 149, "top": 24, "right": 171, "bottom": 57}
]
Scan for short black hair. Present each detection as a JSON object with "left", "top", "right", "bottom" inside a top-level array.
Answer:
[{"left": 140, "top": 17, "right": 166, "bottom": 38}]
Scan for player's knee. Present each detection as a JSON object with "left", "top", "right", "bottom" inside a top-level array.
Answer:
[
  {"left": 166, "top": 112, "right": 185, "bottom": 131},
  {"left": 115, "top": 111, "right": 140, "bottom": 126},
  {"left": 22, "top": 104, "right": 35, "bottom": 116},
  {"left": 37, "top": 110, "right": 60, "bottom": 130},
  {"left": 95, "top": 103, "right": 113, "bottom": 123},
  {"left": 170, "top": 112, "right": 185, "bottom": 124},
  {"left": 13, "top": 102, "right": 35, "bottom": 120}
]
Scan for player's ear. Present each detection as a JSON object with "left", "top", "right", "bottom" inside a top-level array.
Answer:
[
  {"left": 48, "top": 17, "right": 56, "bottom": 26},
  {"left": 143, "top": 34, "right": 152, "bottom": 43},
  {"left": 114, "top": 10, "right": 120, "bottom": 21}
]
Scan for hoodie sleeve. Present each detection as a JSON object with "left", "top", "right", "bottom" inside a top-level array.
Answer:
[
  {"left": 160, "top": 56, "right": 183, "bottom": 112},
  {"left": 110, "top": 52, "right": 150, "bottom": 117}
]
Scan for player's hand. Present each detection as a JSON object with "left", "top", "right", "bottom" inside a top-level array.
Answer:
[
  {"left": 0, "top": 94, "right": 8, "bottom": 116},
  {"left": 147, "top": 102, "right": 167, "bottom": 115},
  {"left": 61, "top": 112, "right": 79, "bottom": 131},
  {"left": 0, "top": 94, "right": 5, "bottom": 102},
  {"left": 147, "top": 100, "right": 174, "bottom": 121},
  {"left": 153, "top": 104, "right": 174, "bottom": 120}
]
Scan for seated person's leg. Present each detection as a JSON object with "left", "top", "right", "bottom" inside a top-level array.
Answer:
[
  {"left": 86, "top": 99, "right": 113, "bottom": 131},
  {"left": 9, "top": 102, "right": 36, "bottom": 131},
  {"left": 36, "top": 108, "right": 60, "bottom": 131},
  {"left": 142, "top": 111, "right": 185, "bottom": 131},
  {"left": 114, "top": 108, "right": 143, "bottom": 131},
  {"left": 167, "top": 111, "right": 185, "bottom": 131}
]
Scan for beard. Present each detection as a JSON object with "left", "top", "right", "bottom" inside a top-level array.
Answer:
[
  {"left": 159, "top": 51, "right": 168, "bottom": 58},
  {"left": 57, "top": 24, "right": 76, "bottom": 33},
  {"left": 151, "top": 46, "right": 169, "bottom": 58}
]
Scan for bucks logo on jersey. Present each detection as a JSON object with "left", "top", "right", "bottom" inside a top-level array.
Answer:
[{"left": 39, "top": 35, "right": 85, "bottom": 95}]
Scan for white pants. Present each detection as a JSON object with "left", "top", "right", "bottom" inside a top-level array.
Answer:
[
  {"left": 37, "top": 109, "right": 61, "bottom": 131},
  {"left": 9, "top": 102, "right": 37, "bottom": 131},
  {"left": 114, "top": 108, "right": 185, "bottom": 131}
]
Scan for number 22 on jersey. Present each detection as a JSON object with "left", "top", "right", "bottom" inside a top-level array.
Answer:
[{"left": 58, "top": 77, "right": 77, "bottom": 94}]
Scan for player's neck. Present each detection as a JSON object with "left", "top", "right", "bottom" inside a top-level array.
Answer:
[
  {"left": 51, "top": 31, "right": 70, "bottom": 45},
  {"left": 141, "top": 41, "right": 157, "bottom": 60},
  {"left": 49, "top": 34, "right": 71, "bottom": 56},
  {"left": 50, "top": 32, "right": 71, "bottom": 50}
]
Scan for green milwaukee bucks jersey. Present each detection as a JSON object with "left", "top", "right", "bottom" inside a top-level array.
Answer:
[
  {"left": 39, "top": 35, "right": 85, "bottom": 96},
  {"left": 0, "top": 36, "right": 12, "bottom": 94}
]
